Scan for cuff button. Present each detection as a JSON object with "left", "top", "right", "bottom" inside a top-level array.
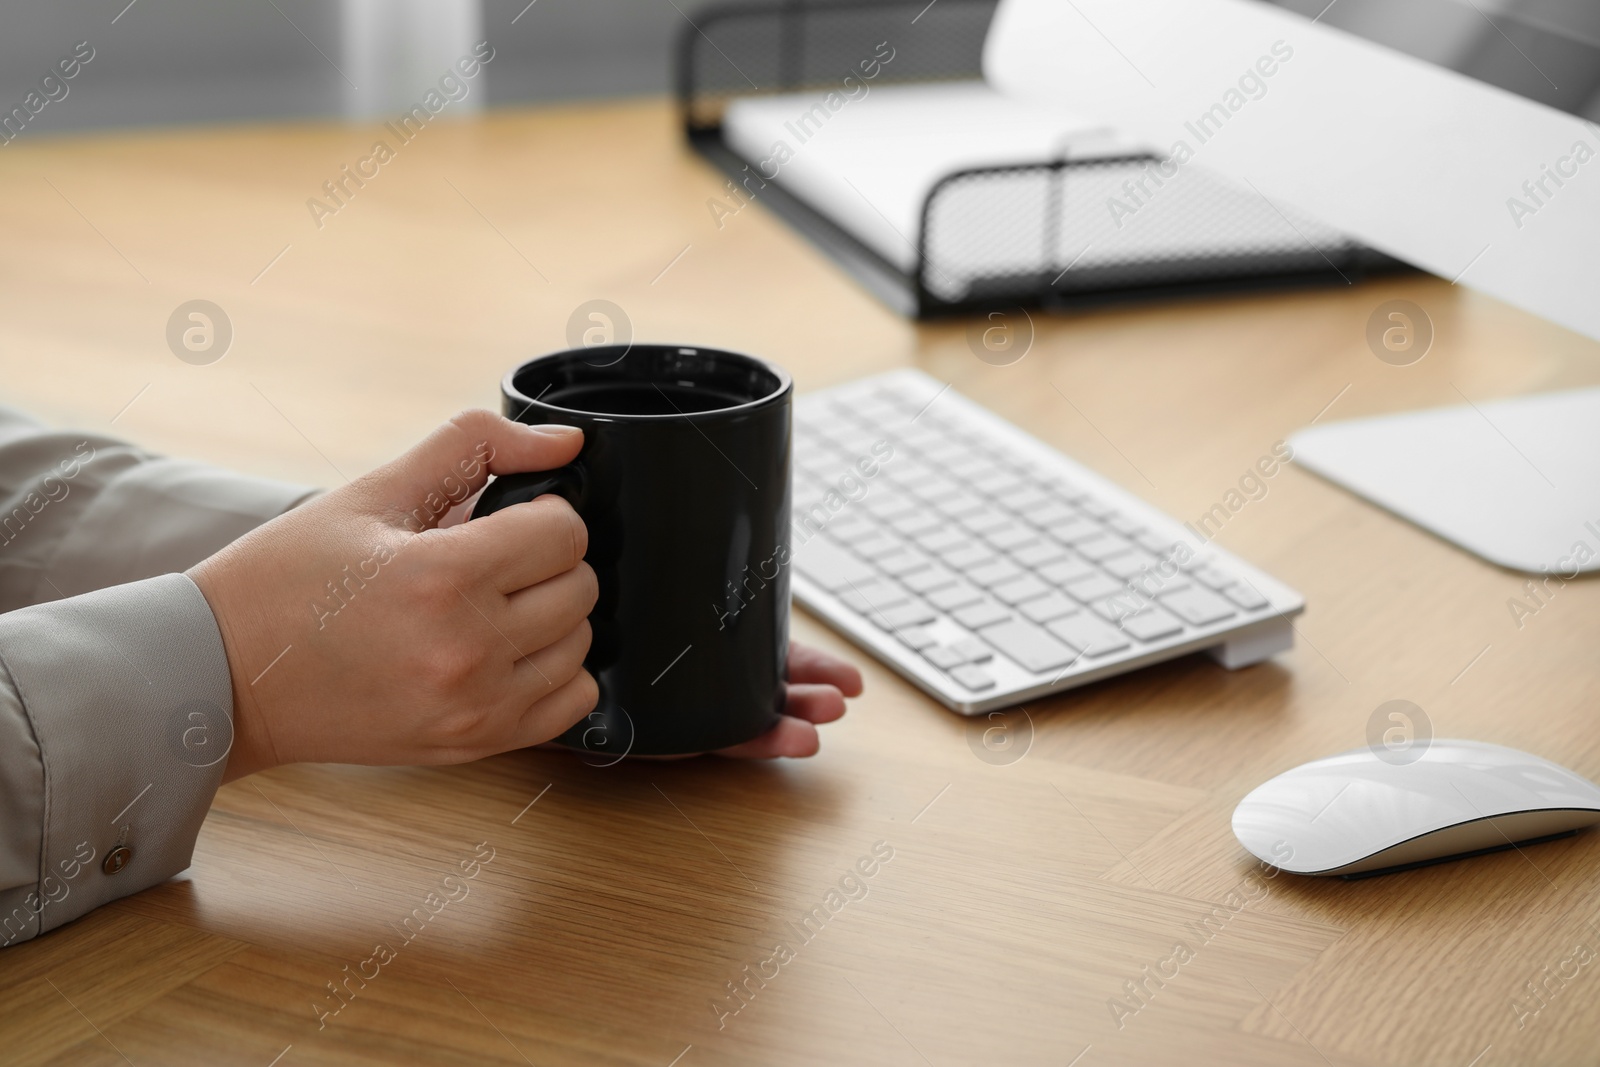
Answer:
[{"left": 102, "top": 846, "right": 131, "bottom": 875}]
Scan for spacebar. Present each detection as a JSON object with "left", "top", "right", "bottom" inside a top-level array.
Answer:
[{"left": 979, "top": 619, "right": 1079, "bottom": 673}]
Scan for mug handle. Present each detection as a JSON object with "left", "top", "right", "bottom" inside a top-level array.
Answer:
[{"left": 469, "top": 465, "right": 586, "bottom": 520}]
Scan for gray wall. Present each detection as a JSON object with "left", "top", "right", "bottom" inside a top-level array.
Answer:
[
  {"left": 0, "top": 0, "right": 343, "bottom": 133},
  {"left": 0, "top": 0, "right": 718, "bottom": 138}
]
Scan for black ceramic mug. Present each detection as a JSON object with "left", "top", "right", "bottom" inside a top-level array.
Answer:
[{"left": 471, "top": 344, "right": 793, "bottom": 757}]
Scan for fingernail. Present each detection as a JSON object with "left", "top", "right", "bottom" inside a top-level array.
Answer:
[{"left": 529, "top": 423, "right": 581, "bottom": 437}]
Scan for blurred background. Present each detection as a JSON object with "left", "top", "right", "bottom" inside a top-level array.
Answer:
[{"left": 0, "top": 0, "right": 793, "bottom": 131}]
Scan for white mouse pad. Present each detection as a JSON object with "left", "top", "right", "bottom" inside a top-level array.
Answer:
[{"left": 1290, "top": 387, "right": 1600, "bottom": 574}]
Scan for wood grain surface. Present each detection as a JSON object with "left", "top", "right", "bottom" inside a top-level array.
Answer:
[{"left": 2, "top": 97, "right": 1599, "bottom": 1067}]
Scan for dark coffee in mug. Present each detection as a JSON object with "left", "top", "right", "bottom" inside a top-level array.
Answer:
[{"left": 471, "top": 344, "right": 793, "bottom": 757}]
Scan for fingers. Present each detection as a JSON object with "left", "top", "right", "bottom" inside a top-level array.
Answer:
[
  {"left": 455, "top": 494, "right": 589, "bottom": 594},
  {"left": 715, "top": 714, "right": 821, "bottom": 759},
  {"left": 509, "top": 618, "right": 592, "bottom": 700},
  {"left": 787, "top": 642, "right": 864, "bottom": 696},
  {"left": 510, "top": 669, "right": 600, "bottom": 750},
  {"left": 783, "top": 683, "right": 848, "bottom": 725},
  {"left": 503, "top": 562, "right": 598, "bottom": 650},
  {"left": 711, "top": 677, "right": 853, "bottom": 759},
  {"left": 377, "top": 409, "right": 584, "bottom": 533}
]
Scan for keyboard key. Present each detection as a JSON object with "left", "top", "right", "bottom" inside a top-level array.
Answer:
[
  {"left": 942, "top": 543, "right": 997, "bottom": 570},
  {"left": 836, "top": 578, "right": 910, "bottom": 614},
  {"left": 894, "top": 426, "right": 945, "bottom": 450},
  {"left": 952, "top": 599, "right": 1012, "bottom": 629},
  {"left": 951, "top": 637, "right": 994, "bottom": 663},
  {"left": 793, "top": 537, "right": 875, "bottom": 591},
  {"left": 908, "top": 446, "right": 962, "bottom": 470},
  {"left": 1037, "top": 555, "right": 1099, "bottom": 587},
  {"left": 908, "top": 474, "right": 964, "bottom": 501},
  {"left": 1222, "top": 582, "right": 1270, "bottom": 610},
  {"left": 887, "top": 462, "right": 941, "bottom": 488},
  {"left": 877, "top": 548, "right": 935, "bottom": 578},
  {"left": 982, "top": 473, "right": 1033, "bottom": 499},
  {"left": 966, "top": 559, "right": 1025, "bottom": 588},
  {"left": 1102, "top": 550, "right": 1158, "bottom": 579},
  {"left": 922, "top": 644, "right": 966, "bottom": 670},
  {"left": 818, "top": 516, "right": 879, "bottom": 543},
  {"left": 1020, "top": 592, "right": 1079, "bottom": 623},
  {"left": 1076, "top": 532, "right": 1135, "bottom": 561},
  {"left": 995, "top": 486, "right": 1054, "bottom": 513},
  {"left": 895, "top": 627, "right": 938, "bottom": 651},
  {"left": 1107, "top": 514, "right": 1144, "bottom": 536},
  {"left": 1048, "top": 515, "right": 1104, "bottom": 543},
  {"left": 851, "top": 400, "right": 908, "bottom": 424},
  {"left": 796, "top": 449, "right": 843, "bottom": 474},
  {"left": 935, "top": 491, "right": 989, "bottom": 518},
  {"left": 1047, "top": 478, "right": 1090, "bottom": 503},
  {"left": 1118, "top": 607, "right": 1185, "bottom": 642},
  {"left": 949, "top": 664, "right": 996, "bottom": 691},
  {"left": 863, "top": 492, "right": 920, "bottom": 521},
  {"left": 1010, "top": 540, "right": 1068, "bottom": 568},
  {"left": 876, "top": 601, "right": 938, "bottom": 631},
  {"left": 983, "top": 525, "right": 1039, "bottom": 551},
  {"left": 1127, "top": 572, "right": 1191, "bottom": 603},
  {"left": 991, "top": 575, "right": 1051, "bottom": 605},
  {"left": 902, "top": 564, "right": 959, "bottom": 594},
  {"left": 928, "top": 581, "right": 984, "bottom": 611},
  {"left": 1134, "top": 530, "right": 1181, "bottom": 556},
  {"left": 888, "top": 510, "right": 945, "bottom": 538},
  {"left": 1091, "top": 592, "right": 1154, "bottom": 623},
  {"left": 1028, "top": 501, "right": 1079, "bottom": 527},
  {"left": 915, "top": 527, "right": 970, "bottom": 554},
  {"left": 1063, "top": 573, "right": 1125, "bottom": 603},
  {"left": 946, "top": 454, "right": 996, "bottom": 479},
  {"left": 1080, "top": 498, "right": 1119, "bottom": 520},
  {"left": 852, "top": 532, "right": 909, "bottom": 560},
  {"left": 980, "top": 618, "right": 1080, "bottom": 673},
  {"left": 1046, "top": 613, "right": 1131, "bottom": 657},
  {"left": 1189, "top": 564, "right": 1235, "bottom": 590},
  {"left": 960, "top": 510, "right": 1013, "bottom": 535},
  {"left": 1157, "top": 585, "right": 1237, "bottom": 626}
]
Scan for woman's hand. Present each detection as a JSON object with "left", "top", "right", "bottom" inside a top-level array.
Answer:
[
  {"left": 716, "top": 642, "right": 862, "bottom": 758},
  {"left": 189, "top": 410, "right": 601, "bottom": 782},
  {"left": 598, "top": 642, "right": 863, "bottom": 761},
  {"left": 190, "top": 408, "right": 864, "bottom": 779}
]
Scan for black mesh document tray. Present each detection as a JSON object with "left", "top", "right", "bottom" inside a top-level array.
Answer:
[{"left": 678, "top": 0, "right": 1405, "bottom": 318}]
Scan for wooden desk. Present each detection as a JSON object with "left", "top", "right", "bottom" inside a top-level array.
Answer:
[{"left": 4, "top": 98, "right": 1600, "bottom": 1067}]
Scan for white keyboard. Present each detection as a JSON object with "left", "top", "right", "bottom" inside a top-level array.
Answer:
[{"left": 790, "top": 370, "right": 1305, "bottom": 714}]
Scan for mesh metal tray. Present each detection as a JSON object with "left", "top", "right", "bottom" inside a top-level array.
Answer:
[{"left": 678, "top": 0, "right": 1406, "bottom": 318}]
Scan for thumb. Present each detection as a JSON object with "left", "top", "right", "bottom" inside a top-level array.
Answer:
[{"left": 374, "top": 409, "right": 583, "bottom": 533}]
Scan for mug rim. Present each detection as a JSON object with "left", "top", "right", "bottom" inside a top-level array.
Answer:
[{"left": 502, "top": 343, "right": 793, "bottom": 421}]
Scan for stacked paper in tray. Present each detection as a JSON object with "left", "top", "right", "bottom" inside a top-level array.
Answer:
[{"left": 721, "top": 81, "right": 1344, "bottom": 295}]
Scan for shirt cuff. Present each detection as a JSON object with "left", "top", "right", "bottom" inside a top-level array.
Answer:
[{"left": 0, "top": 572, "right": 233, "bottom": 944}]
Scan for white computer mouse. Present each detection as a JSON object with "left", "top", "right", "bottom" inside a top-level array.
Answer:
[{"left": 1232, "top": 739, "right": 1600, "bottom": 878}]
